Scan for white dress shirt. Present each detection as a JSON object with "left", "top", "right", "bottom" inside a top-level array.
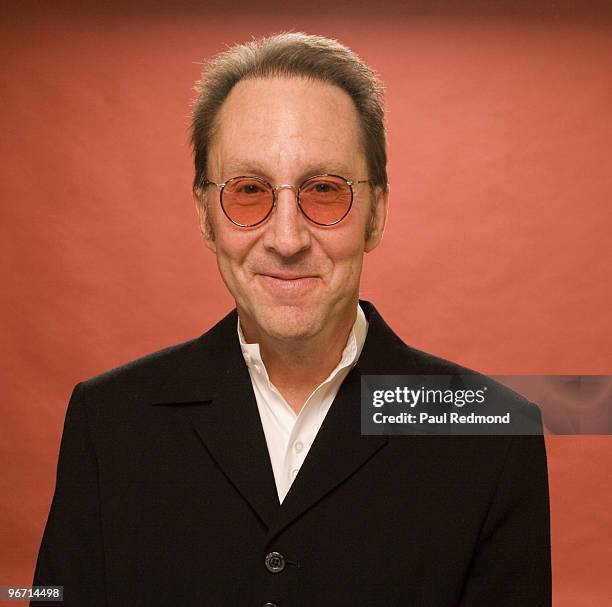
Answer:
[{"left": 238, "top": 304, "right": 368, "bottom": 503}]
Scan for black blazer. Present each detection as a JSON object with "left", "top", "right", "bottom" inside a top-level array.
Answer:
[{"left": 33, "top": 301, "right": 551, "bottom": 606}]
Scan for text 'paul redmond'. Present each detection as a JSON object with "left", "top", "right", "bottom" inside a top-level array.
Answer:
[{"left": 372, "top": 411, "right": 512, "bottom": 425}]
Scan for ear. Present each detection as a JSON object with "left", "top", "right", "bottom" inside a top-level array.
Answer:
[
  {"left": 364, "top": 186, "right": 389, "bottom": 253},
  {"left": 193, "top": 190, "right": 217, "bottom": 254}
]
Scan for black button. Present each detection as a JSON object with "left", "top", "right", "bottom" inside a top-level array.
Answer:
[
  {"left": 262, "top": 603, "right": 277, "bottom": 607},
  {"left": 264, "top": 551, "right": 286, "bottom": 573}
]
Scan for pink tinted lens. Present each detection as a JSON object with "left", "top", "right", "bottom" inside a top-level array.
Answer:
[
  {"left": 222, "top": 178, "right": 273, "bottom": 226},
  {"left": 299, "top": 176, "right": 352, "bottom": 225}
]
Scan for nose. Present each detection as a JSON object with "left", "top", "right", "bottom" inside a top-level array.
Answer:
[{"left": 262, "top": 186, "right": 311, "bottom": 258}]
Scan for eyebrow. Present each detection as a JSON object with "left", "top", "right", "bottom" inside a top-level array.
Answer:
[{"left": 220, "top": 161, "right": 355, "bottom": 182}]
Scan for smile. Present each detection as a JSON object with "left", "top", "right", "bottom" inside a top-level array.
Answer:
[{"left": 257, "top": 273, "right": 321, "bottom": 294}]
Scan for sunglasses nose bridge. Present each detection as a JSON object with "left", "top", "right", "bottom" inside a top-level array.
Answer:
[{"left": 271, "top": 183, "right": 300, "bottom": 203}]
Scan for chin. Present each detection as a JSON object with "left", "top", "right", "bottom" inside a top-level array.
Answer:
[{"left": 254, "top": 304, "right": 324, "bottom": 341}]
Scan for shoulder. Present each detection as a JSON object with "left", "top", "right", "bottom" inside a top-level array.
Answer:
[
  {"left": 361, "top": 300, "right": 542, "bottom": 423},
  {"left": 76, "top": 309, "right": 238, "bottom": 406},
  {"left": 362, "top": 300, "right": 484, "bottom": 376}
]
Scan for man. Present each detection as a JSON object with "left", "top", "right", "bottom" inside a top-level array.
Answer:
[{"left": 33, "top": 33, "right": 551, "bottom": 606}]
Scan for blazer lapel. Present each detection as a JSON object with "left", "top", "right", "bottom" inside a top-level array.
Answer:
[
  {"left": 151, "top": 310, "right": 280, "bottom": 528},
  {"left": 266, "top": 364, "right": 388, "bottom": 544},
  {"left": 265, "top": 302, "right": 408, "bottom": 543},
  {"left": 191, "top": 360, "right": 281, "bottom": 528}
]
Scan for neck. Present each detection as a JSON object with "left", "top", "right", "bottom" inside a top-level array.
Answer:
[{"left": 241, "top": 305, "right": 358, "bottom": 414}]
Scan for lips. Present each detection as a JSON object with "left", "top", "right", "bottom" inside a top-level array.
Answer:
[
  {"left": 256, "top": 273, "right": 320, "bottom": 295},
  {"left": 261, "top": 272, "right": 317, "bottom": 281}
]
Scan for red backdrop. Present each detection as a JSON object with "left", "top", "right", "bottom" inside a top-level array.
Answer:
[{"left": 1, "top": 2, "right": 611, "bottom": 605}]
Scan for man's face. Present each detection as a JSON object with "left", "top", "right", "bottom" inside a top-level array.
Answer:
[{"left": 203, "top": 76, "right": 387, "bottom": 343}]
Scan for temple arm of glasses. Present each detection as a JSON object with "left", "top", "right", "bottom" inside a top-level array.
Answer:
[
  {"left": 203, "top": 180, "right": 226, "bottom": 190},
  {"left": 353, "top": 179, "right": 390, "bottom": 190}
]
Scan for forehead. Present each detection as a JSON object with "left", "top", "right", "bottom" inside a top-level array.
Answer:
[{"left": 210, "top": 76, "right": 365, "bottom": 178}]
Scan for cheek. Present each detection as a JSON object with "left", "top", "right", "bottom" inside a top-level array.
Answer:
[
  {"left": 321, "top": 229, "right": 366, "bottom": 275},
  {"left": 213, "top": 223, "right": 257, "bottom": 266},
  {"left": 338, "top": 215, "right": 367, "bottom": 253}
]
